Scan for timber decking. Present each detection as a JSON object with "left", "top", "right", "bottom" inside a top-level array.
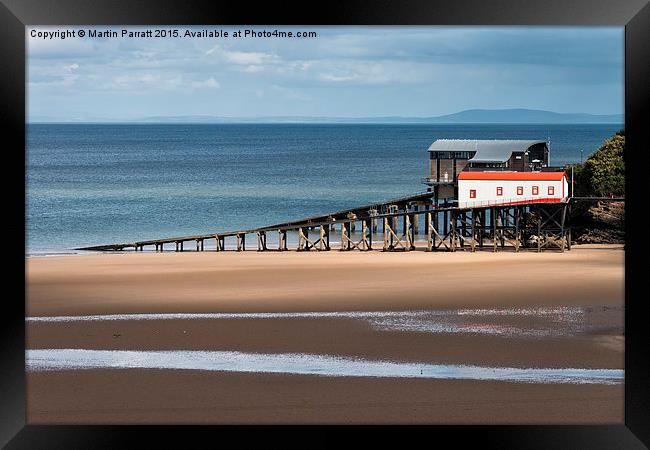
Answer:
[{"left": 76, "top": 195, "right": 620, "bottom": 253}]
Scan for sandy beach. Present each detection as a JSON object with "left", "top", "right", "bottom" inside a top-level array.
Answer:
[
  {"left": 25, "top": 245, "right": 625, "bottom": 424},
  {"left": 26, "top": 245, "right": 624, "bottom": 316}
]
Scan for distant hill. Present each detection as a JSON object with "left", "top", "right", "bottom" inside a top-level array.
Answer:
[
  {"left": 134, "top": 109, "right": 623, "bottom": 124},
  {"left": 30, "top": 109, "right": 624, "bottom": 124},
  {"left": 425, "top": 109, "right": 623, "bottom": 124}
]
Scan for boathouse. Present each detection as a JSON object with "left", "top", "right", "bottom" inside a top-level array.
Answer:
[
  {"left": 424, "top": 139, "right": 550, "bottom": 200},
  {"left": 457, "top": 171, "right": 568, "bottom": 208}
]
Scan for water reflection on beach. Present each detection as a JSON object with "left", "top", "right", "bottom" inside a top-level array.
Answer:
[
  {"left": 26, "top": 348, "right": 623, "bottom": 385},
  {"left": 27, "top": 305, "right": 622, "bottom": 339}
]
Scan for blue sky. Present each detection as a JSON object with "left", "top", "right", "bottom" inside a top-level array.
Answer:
[{"left": 27, "top": 26, "right": 624, "bottom": 122}]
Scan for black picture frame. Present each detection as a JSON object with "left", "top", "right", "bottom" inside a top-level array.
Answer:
[{"left": 2, "top": 0, "right": 648, "bottom": 447}]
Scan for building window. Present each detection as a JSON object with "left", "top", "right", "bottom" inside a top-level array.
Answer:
[
  {"left": 496, "top": 187, "right": 503, "bottom": 196},
  {"left": 517, "top": 186, "right": 523, "bottom": 195},
  {"left": 470, "top": 189, "right": 476, "bottom": 198},
  {"left": 548, "top": 186, "right": 555, "bottom": 195},
  {"left": 532, "top": 186, "right": 539, "bottom": 195}
]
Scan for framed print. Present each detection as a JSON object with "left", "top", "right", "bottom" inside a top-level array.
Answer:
[{"left": 2, "top": 0, "right": 649, "bottom": 447}]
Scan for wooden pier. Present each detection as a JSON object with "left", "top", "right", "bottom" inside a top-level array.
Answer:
[{"left": 77, "top": 194, "right": 621, "bottom": 254}]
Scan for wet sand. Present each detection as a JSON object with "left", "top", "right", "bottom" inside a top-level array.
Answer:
[
  {"left": 27, "top": 309, "right": 624, "bottom": 369},
  {"left": 25, "top": 245, "right": 625, "bottom": 424},
  {"left": 27, "top": 370, "right": 623, "bottom": 424}
]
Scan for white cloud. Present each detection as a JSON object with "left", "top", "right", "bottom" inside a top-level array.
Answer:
[
  {"left": 107, "top": 73, "right": 182, "bottom": 91},
  {"left": 242, "top": 65, "right": 264, "bottom": 73},
  {"left": 191, "top": 77, "right": 220, "bottom": 89},
  {"left": 311, "top": 60, "right": 434, "bottom": 85},
  {"left": 206, "top": 44, "right": 280, "bottom": 70},
  {"left": 103, "top": 74, "right": 219, "bottom": 92},
  {"left": 224, "top": 50, "right": 278, "bottom": 65},
  {"left": 318, "top": 73, "right": 359, "bottom": 82},
  {"left": 64, "top": 63, "right": 79, "bottom": 72},
  {"left": 29, "top": 74, "right": 79, "bottom": 88},
  {"left": 205, "top": 45, "right": 219, "bottom": 55}
]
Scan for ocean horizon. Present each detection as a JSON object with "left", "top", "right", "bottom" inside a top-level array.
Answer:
[{"left": 27, "top": 123, "right": 622, "bottom": 255}]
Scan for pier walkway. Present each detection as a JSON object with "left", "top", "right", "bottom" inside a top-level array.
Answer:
[{"left": 77, "top": 194, "right": 622, "bottom": 253}]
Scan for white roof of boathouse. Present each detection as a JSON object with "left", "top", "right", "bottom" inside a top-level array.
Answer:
[{"left": 427, "top": 139, "right": 547, "bottom": 163}]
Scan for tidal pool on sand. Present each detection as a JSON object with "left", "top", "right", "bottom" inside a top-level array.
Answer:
[
  {"left": 26, "top": 349, "right": 623, "bottom": 385},
  {"left": 26, "top": 306, "right": 617, "bottom": 338}
]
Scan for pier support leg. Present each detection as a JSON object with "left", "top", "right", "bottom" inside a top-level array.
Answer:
[
  {"left": 459, "top": 211, "right": 464, "bottom": 250},
  {"left": 491, "top": 207, "right": 497, "bottom": 253},
  {"left": 383, "top": 218, "right": 390, "bottom": 251},
  {"left": 366, "top": 219, "right": 372, "bottom": 250},
  {"left": 404, "top": 213, "right": 415, "bottom": 252},
  {"left": 326, "top": 225, "right": 331, "bottom": 250},
  {"left": 443, "top": 211, "right": 448, "bottom": 237},
  {"left": 450, "top": 211, "right": 457, "bottom": 252},
  {"left": 390, "top": 206, "right": 398, "bottom": 234},
  {"left": 412, "top": 206, "right": 419, "bottom": 235},
  {"left": 560, "top": 204, "right": 567, "bottom": 253},
  {"left": 478, "top": 209, "right": 484, "bottom": 249},
  {"left": 433, "top": 212, "right": 439, "bottom": 248},
  {"left": 360, "top": 219, "right": 371, "bottom": 250},
  {"left": 426, "top": 212, "right": 433, "bottom": 251},
  {"left": 567, "top": 204, "right": 572, "bottom": 251},
  {"left": 297, "top": 227, "right": 308, "bottom": 251},
  {"left": 424, "top": 208, "right": 430, "bottom": 236},
  {"left": 537, "top": 209, "right": 542, "bottom": 253},
  {"left": 278, "top": 230, "right": 288, "bottom": 251},
  {"left": 347, "top": 223, "right": 352, "bottom": 250},
  {"left": 257, "top": 231, "right": 267, "bottom": 251},
  {"left": 514, "top": 207, "right": 521, "bottom": 252},
  {"left": 471, "top": 209, "right": 476, "bottom": 252},
  {"left": 500, "top": 209, "right": 505, "bottom": 249}
]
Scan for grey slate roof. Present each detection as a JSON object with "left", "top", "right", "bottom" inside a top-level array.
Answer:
[{"left": 427, "top": 139, "right": 547, "bottom": 163}]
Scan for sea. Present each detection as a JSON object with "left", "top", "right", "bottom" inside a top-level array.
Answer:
[{"left": 26, "top": 123, "right": 622, "bottom": 255}]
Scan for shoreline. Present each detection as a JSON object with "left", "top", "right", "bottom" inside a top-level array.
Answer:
[{"left": 25, "top": 242, "right": 624, "bottom": 258}]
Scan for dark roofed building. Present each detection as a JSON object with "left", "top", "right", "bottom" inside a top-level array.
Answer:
[{"left": 424, "top": 139, "right": 550, "bottom": 200}]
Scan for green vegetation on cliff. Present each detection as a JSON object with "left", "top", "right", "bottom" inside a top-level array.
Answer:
[{"left": 572, "top": 130, "right": 625, "bottom": 197}]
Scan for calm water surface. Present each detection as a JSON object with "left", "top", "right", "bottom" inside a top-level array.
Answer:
[{"left": 27, "top": 123, "right": 622, "bottom": 254}]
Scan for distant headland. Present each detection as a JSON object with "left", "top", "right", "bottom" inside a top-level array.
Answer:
[{"left": 30, "top": 108, "right": 623, "bottom": 125}]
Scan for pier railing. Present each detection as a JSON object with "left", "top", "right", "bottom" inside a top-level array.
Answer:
[{"left": 77, "top": 191, "right": 587, "bottom": 253}]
